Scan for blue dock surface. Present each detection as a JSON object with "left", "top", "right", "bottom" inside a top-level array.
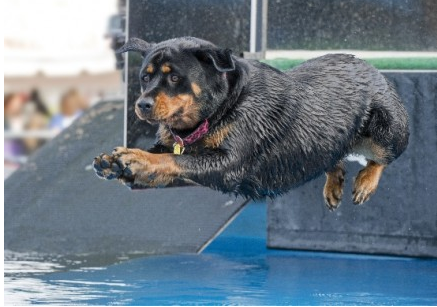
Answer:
[{"left": 5, "top": 202, "right": 437, "bottom": 305}]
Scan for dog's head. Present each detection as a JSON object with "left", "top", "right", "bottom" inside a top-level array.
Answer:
[{"left": 117, "top": 37, "right": 236, "bottom": 130}]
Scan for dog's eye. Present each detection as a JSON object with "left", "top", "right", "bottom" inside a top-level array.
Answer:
[
  {"left": 169, "top": 74, "right": 180, "bottom": 83},
  {"left": 142, "top": 75, "right": 150, "bottom": 83}
]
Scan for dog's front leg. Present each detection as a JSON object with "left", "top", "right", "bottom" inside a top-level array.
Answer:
[
  {"left": 93, "top": 147, "right": 231, "bottom": 189},
  {"left": 93, "top": 147, "right": 182, "bottom": 189}
]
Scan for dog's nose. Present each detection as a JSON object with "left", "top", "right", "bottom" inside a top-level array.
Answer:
[{"left": 136, "top": 98, "right": 154, "bottom": 113}]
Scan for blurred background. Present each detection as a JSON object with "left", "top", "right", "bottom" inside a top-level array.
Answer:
[{"left": 4, "top": 0, "right": 122, "bottom": 177}]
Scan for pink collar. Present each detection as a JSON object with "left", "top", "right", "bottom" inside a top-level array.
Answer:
[{"left": 170, "top": 119, "right": 209, "bottom": 154}]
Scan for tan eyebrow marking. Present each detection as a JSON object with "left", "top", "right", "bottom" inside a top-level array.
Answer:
[
  {"left": 191, "top": 82, "right": 202, "bottom": 97},
  {"left": 161, "top": 63, "right": 171, "bottom": 73},
  {"left": 146, "top": 64, "right": 154, "bottom": 74}
]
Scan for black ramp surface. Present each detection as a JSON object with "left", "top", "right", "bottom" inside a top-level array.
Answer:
[
  {"left": 268, "top": 72, "right": 437, "bottom": 257},
  {"left": 4, "top": 100, "right": 248, "bottom": 257}
]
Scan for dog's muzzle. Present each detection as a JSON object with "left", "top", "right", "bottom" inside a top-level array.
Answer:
[{"left": 135, "top": 97, "right": 154, "bottom": 119}]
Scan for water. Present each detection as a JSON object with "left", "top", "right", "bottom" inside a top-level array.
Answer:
[
  {"left": 4, "top": 251, "right": 125, "bottom": 305},
  {"left": 4, "top": 203, "right": 437, "bottom": 305}
]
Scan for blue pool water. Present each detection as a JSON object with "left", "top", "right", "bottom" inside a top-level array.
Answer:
[{"left": 4, "top": 202, "right": 437, "bottom": 305}]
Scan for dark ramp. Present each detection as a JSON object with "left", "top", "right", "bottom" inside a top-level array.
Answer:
[
  {"left": 4, "top": 100, "right": 248, "bottom": 258},
  {"left": 268, "top": 72, "right": 437, "bottom": 258}
]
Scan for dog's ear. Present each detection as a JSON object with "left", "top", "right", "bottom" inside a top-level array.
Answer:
[
  {"left": 194, "top": 48, "right": 235, "bottom": 72},
  {"left": 116, "top": 38, "right": 153, "bottom": 57}
]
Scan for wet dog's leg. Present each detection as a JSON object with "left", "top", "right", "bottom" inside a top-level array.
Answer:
[
  {"left": 353, "top": 160, "right": 385, "bottom": 205},
  {"left": 350, "top": 86, "right": 408, "bottom": 205},
  {"left": 94, "top": 147, "right": 181, "bottom": 189},
  {"left": 93, "top": 145, "right": 240, "bottom": 192},
  {"left": 93, "top": 145, "right": 233, "bottom": 190},
  {"left": 323, "top": 161, "right": 345, "bottom": 211}
]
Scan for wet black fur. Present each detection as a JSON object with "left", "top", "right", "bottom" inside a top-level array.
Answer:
[{"left": 118, "top": 37, "right": 409, "bottom": 199}]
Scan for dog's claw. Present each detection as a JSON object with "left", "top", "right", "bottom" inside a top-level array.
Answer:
[
  {"left": 352, "top": 189, "right": 372, "bottom": 205},
  {"left": 325, "top": 197, "right": 341, "bottom": 211}
]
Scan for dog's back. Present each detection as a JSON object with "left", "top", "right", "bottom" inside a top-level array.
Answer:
[
  {"left": 230, "top": 54, "right": 408, "bottom": 199},
  {"left": 287, "top": 54, "right": 408, "bottom": 163}
]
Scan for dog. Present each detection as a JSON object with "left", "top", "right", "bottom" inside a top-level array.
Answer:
[{"left": 93, "top": 36, "right": 409, "bottom": 210}]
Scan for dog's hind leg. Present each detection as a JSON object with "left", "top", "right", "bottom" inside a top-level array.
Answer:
[
  {"left": 351, "top": 138, "right": 389, "bottom": 204},
  {"left": 323, "top": 161, "right": 345, "bottom": 211},
  {"left": 353, "top": 160, "right": 385, "bottom": 205},
  {"left": 352, "top": 85, "right": 409, "bottom": 205}
]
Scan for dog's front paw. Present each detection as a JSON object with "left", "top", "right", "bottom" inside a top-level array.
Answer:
[
  {"left": 93, "top": 147, "right": 176, "bottom": 189},
  {"left": 112, "top": 147, "right": 145, "bottom": 177},
  {"left": 111, "top": 147, "right": 153, "bottom": 188},
  {"left": 93, "top": 153, "right": 122, "bottom": 180},
  {"left": 93, "top": 147, "right": 140, "bottom": 188}
]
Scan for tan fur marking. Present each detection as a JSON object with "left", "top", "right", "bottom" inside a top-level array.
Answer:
[
  {"left": 146, "top": 64, "right": 154, "bottom": 74},
  {"left": 146, "top": 153, "right": 181, "bottom": 175},
  {"left": 161, "top": 63, "right": 171, "bottom": 73},
  {"left": 353, "top": 160, "right": 385, "bottom": 204},
  {"left": 191, "top": 82, "right": 202, "bottom": 96},
  {"left": 204, "top": 125, "right": 232, "bottom": 149},
  {"left": 140, "top": 152, "right": 181, "bottom": 187},
  {"left": 114, "top": 147, "right": 181, "bottom": 187},
  {"left": 153, "top": 92, "right": 200, "bottom": 129}
]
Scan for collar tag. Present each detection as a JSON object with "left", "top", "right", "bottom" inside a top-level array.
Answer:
[
  {"left": 173, "top": 143, "right": 185, "bottom": 155},
  {"left": 169, "top": 119, "right": 209, "bottom": 155}
]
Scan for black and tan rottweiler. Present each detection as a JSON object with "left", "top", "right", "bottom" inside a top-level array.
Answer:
[{"left": 93, "top": 37, "right": 409, "bottom": 210}]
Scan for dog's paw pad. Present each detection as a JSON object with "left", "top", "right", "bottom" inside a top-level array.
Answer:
[{"left": 93, "top": 153, "right": 122, "bottom": 180}]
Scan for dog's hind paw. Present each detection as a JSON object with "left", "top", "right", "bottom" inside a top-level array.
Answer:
[
  {"left": 323, "top": 182, "right": 343, "bottom": 211},
  {"left": 352, "top": 188, "right": 373, "bottom": 205},
  {"left": 352, "top": 161, "right": 384, "bottom": 205},
  {"left": 353, "top": 178, "right": 376, "bottom": 205},
  {"left": 323, "top": 166, "right": 345, "bottom": 211}
]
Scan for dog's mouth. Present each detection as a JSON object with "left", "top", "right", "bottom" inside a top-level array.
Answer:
[
  {"left": 135, "top": 106, "right": 157, "bottom": 124},
  {"left": 135, "top": 94, "right": 200, "bottom": 130},
  {"left": 135, "top": 105, "right": 199, "bottom": 130}
]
